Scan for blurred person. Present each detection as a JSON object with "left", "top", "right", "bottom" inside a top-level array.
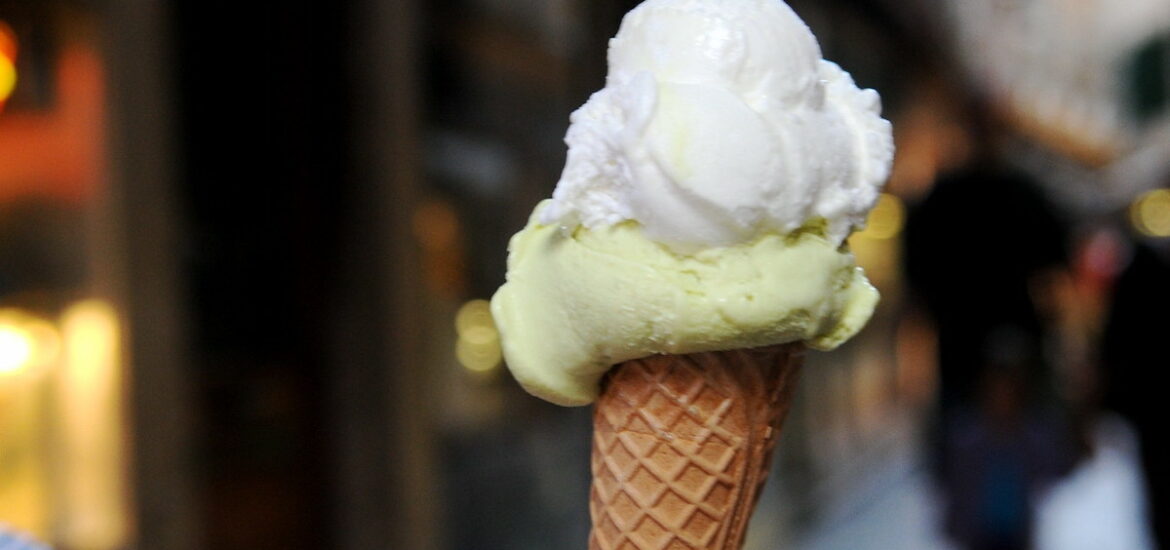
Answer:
[
  {"left": 903, "top": 90, "right": 1070, "bottom": 419},
  {"left": 904, "top": 161, "right": 1068, "bottom": 414},
  {"left": 903, "top": 94, "right": 1076, "bottom": 549},
  {"left": 941, "top": 328, "right": 1074, "bottom": 550},
  {"left": 1022, "top": 226, "right": 1158, "bottom": 550},
  {"left": 1101, "top": 237, "right": 1170, "bottom": 548}
]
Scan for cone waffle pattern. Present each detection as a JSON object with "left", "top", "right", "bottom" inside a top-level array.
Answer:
[{"left": 589, "top": 345, "right": 803, "bottom": 550}]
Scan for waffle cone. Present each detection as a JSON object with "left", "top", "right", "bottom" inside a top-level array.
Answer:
[{"left": 589, "top": 344, "right": 804, "bottom": 550}]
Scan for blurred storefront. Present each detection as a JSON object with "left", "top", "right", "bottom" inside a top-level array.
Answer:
[
  {"left": 0, "top": 3, "right": 131, "bottom": 548},
  {"left": 1, "top": 0, "right": 1168, "bottom": 549},
  {"left": 1, "top": 0, "right": 194, "bottom": 547}
]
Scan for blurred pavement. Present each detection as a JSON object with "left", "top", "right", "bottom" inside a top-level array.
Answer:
[{"left": 796, "top": 415, "right": 1154, "bottom": 550}]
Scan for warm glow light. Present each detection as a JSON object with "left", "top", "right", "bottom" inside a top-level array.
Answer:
[
  {"left": 848, "top": 193, "right": 905, "bottom": 288},
  {"left": 455, "top": 299, "right": 493, "bottom": 336},
  {"left": 56, "top": 299, "right": 131, "bottom": 549},
  {"left": 457, "top": 338, "right": 503, "bottom": 373},
  {"left": 0, "top": 56, "right": 15, "bottom": 102},
  {"left": 455, "top": 299, "right": 502, "bottom": 374},
  {"left": 0, "top": 324, "right": 34, "bottom": 374},
  {"left": 0, "top": 21, "right": 16, "bottom": 105},
  {"left": 0, "top": 308, "right": 60, "bottom": 540},
  {"left": 858, "top": 193, "right": 905, "bottom": 240},
  {"left": 1131, "top": 189, "right": 1170, "bottom": 238},
  {"left": 61, "top": 299, "right": 120, "bottom": 375},
  {"left": 0, "top": 309, "right": 60, "bottom": 377}
]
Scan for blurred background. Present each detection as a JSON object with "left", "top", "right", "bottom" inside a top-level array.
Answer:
[{"left": 0, "top": 0, "right": 1168, "bottom": 549}]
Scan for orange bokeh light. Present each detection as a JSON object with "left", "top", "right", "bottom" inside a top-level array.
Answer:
[
  {"left": 0, "top": 40, "right": 106, "bottom": 203},
  {"left": 0, "top": 21, "right": 17, "bottom": 110}
]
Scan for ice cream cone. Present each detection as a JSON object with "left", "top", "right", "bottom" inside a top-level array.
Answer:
[{"left": 588, "top": 344, "right": 804, "bottom": 550}]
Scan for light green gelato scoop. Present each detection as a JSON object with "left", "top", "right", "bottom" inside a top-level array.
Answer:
[{"left": 490, "top": 201, "right": 878, "bottom": 406}]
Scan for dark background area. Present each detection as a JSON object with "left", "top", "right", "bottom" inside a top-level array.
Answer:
[{"left": 170, "top": 2, "right": 348, "bottom": 546}]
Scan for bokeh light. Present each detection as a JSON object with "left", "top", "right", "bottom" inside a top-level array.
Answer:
[
  {"left": 60, "top": 299, "right": 120, "bottom": 384},
  {"left": 454, "top": 299, "right": 502, "bottom": 374},
  {"left": 55, "top": 299, "right": 130, "bottom": 549},
  {"left": 859, "top": 193, "right": 906, "bottom": 240},
  {"left": 0, "top": 309, "right": 61, "bottom": 378},
  {"left": 1130, "top": 188, "right": 1170, "bottom": 238},
  {"left": 0, "top": 323, "right": 34, "bottom": 374},
  {"left": 0, "top": 21, "right": 16, "bottom": 107}
]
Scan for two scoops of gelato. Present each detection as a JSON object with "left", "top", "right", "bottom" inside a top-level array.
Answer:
[
  {"left": 492, "top": 0, "right": 894, "bottom": 406},
  {"left": 490, "top": 0, "right": 893, "bottom": 547}
]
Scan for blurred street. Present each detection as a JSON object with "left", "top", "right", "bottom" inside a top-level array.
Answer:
[
  {"left": 797, "top": 435, "right": 954, "bottom": 550},
  {"left": 795, "top": 415, "right": 1154, "bottom": 550}
]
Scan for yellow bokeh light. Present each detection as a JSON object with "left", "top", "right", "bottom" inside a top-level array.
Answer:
[
  {"left": 56, "top": 299, "right": 130, "bottom": 549},
  {"left": 455, "top": 299, "right": 494, "bottom": 336},
  {"left": 456, "top": 338, "right": 503, "bottom": 373},
  {"left": 0, "top": 55, "right": 15, "bottom": 103},
  {"left": 455, "top": 299, "right": 502, "bottom": 374},
  {"left": 61, "top": 300, "right": 120, "bottom": 385},
  {"left": 461, "top": 325, "right": 498, "bottom": 346},
  {"left": 0, "top": 309, "right": 61, "bottom": 377},
  {"left": 0, "top": 324, "right": 34, "bottom": 374},
  {"left": 1131, "top": 189, "right": 1170, "bottom": 238},
  {"left": 61, "top": 300, "right": 119, "bottom": 360},
  {"left": 858, "top": 193, "right": 905, "bottom": 240},
  {"left": 1, "top": 21, "right": 16, "bottom": 104}
]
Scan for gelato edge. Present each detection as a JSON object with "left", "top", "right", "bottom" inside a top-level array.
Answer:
[{"left": 491, "top": 202, "right": 879, "bottom": 406}]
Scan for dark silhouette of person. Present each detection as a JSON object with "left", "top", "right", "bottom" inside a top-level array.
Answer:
[
  {"left": 905, "top": 163, "right": 1068, "bottom": 417},
  {"left": 938, "top": 327, "right": 1073, "bottom": 550},
  {"left": 1101, "top": 239, "right": 1170, "bottom": 548},
  {"left": 904, "top": 158, "right": 1074, "bottom": 549}
]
